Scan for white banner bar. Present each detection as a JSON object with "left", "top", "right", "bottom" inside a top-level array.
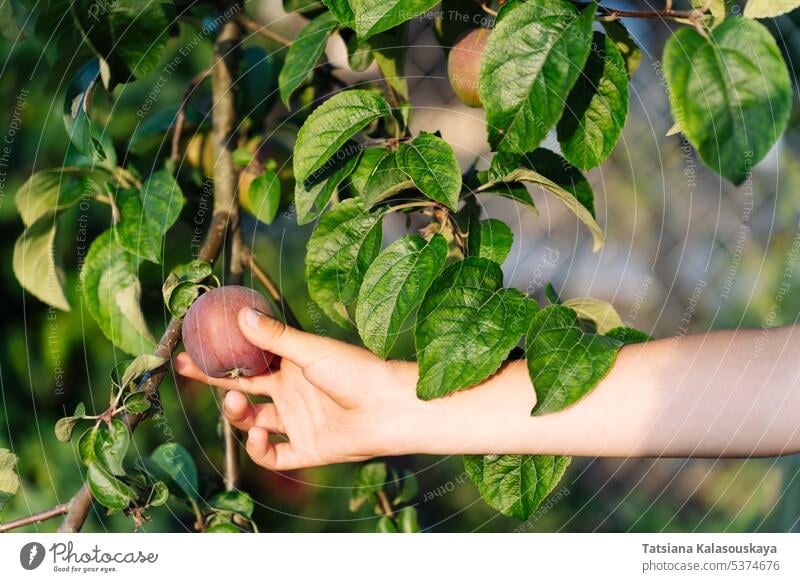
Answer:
[{"left": 0, "top": 534, "right": 797, "bottom": 581}]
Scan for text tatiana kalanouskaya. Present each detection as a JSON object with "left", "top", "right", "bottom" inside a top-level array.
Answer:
[{"left": 642, "top": 543, "right": 777, "bottom": 557}]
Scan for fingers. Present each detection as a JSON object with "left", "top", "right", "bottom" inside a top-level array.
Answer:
[
  {"left": 237, "top": 308, "right": 333, "bottom": 368},
  {"left": 223, "top": 391, "right": 285, "bottom": 433},
  {"left": 174, "top": 352, "right": 279, "bottom": 396},
  {"left": 245, "top": 427, "right": 308, "bottom": 471}
]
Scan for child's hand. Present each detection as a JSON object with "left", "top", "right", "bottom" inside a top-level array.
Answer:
[{"left": 174, "top": 308, "right": 421, "bottom": 470}]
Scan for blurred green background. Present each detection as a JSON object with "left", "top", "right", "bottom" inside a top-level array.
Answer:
[{"left": 2, "top": 1, "right": 800, "bottom": 533}]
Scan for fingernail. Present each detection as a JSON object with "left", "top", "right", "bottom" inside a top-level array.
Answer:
[
  {"left": 247, "top": 427, "right": 258, "bottom": 444},
  {"left": 242, "top": 307, "right": 261, "bottom": 329}
]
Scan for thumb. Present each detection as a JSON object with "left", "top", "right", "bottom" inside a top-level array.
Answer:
[{"left": 238, "top": 307, "right": 335, "bottom": 368}]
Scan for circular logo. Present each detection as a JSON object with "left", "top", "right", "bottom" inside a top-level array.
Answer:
[{"left": 19, "top": 542, "right": 46, "bottom": 570}]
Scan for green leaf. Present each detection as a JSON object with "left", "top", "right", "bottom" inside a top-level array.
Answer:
[
  {"left": 468, "top": 219, "right": 513, "bottom": 264},
  {"left": 63, "top": 60, "right": 110, "bottom": 164},
  {"left": 248, "top": 169, "right": 282, "bottom": 225},
  {"left": 396, "top": 132, "right": 461, "bottom": 210},
  {"left": 396, "top": 506, "right": 421, "bottom": 532},
  {"left": 324, "top": 0, "right": 355, "bottom": 26},
  {"left": 149, "top": 443, "right": 199, "bottom": 501},
  {"left": 109, "top": 0, "right": 169, "bottom": 79},
  {"left": 601, "top": 20, "right": 642, "bottom": 78},
  {"left": 557, "top": 32, "right": 629, "bottom": 170},
  {"left": 121, "top": 354, "right": 168, "bottom": 388},
  {"left": 372, "top": 26, "right": 410, "bottom": 102},
  {"left": 148, "top": 481, "right": 169, "bottom": 507},
  {"left": 206, "top": 520, "right": 241, "bottom": 533},
  {"left": 115, "top": 170, "right": 186, "bottom": 263},
  {"left": 87, "top": 462, "right": 137, "bottom": 512},
  {"left": 162, "top": 260, "right": 213, "bottom": 318},
  {"left": 209, "top": 490, "right": 255, "bottom": 519},
  {"left": 94, "top": 419, "right": 130, "bottom": 476},
  {"left": 0, "top": 449, "right": 20, "bottom": 512},
  {"left": 350, "top": 0, "right": 439, "bottom": 40},
  {"left": 416, "top": 258, "right": 535, "bottom": 400},
  {"left": 0, "top": 1, "right": 21, "bottom": 41},
  {"left": 663, "top": 18, "right": 791, "bottom": 185},
  {"left": 293, "top": 90, "right": 391, "bottom": 183},
  {"left": 346, "top": 33, "right": 376, "bottom": 71},
  {"left": 376, "top": 515, "right": 397, "bottom": 532},
  {"left": 479, "top": 0, "right": 596, "bottom": 153},
  {"left": 15, "top": 168, "right": 99, "bottom": 227},
  {"left": 562, "top": 297, "right": 624, "bottom": 335},
  {"left": 306, "top": 199, "right": 386, "bottom": 328},
  {"left": 464, "top": 454, "right": 570, "bottom": 520},
  {"left": 392, "top": 469, "right": 418, "bottom": 505},
  {"left": 123, "top": 392, "right": 152, "bottom": 414},
  {"left": 279, "top": 12, "right": 339, "bottom": 107},
  {"left": 13, "top": 214, "right": 71, "bottom": 311},
  {"left": 295, "top": 141, "right": 362, "bottom": 225},
  {"left": 350, "top": 461, "right": 387, "bottom": 511},
  {"left": 605, "top": 326, "right": 652, "bottom": 345},
  {"left": 350, "top": 147, "right": 413, "bottom": 208},
  {"left": 356, "top": 234, "right": 447, "bottom": 358},
  {"left": 55, "top": 414, "right": 82, "bottom": 443},
  {"left": 81, "top": 230, "right": 156, "bottom": 355},
  {"left": 78, "top": 428, "right": 99, "bottom": 466},
  {"left": 526, "top": 305, "right": 622, "bottom": 416},
  {"left": 479, "top": 166, "right": 603, "bottom": 251},
  {"left": 545, "top": 282, "right": 562, "bottom": 305},
  {"left": 744, "top": 0, "right": 800, "bottom": 18}
]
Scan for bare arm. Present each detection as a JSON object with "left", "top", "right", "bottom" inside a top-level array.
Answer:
[{"left": 174, "top": 309, "right": 800, "bottom": 470}]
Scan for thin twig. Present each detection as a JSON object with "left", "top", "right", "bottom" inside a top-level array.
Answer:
[
  {"left": 212, "top": 16, "right": 244, "bottom": 493},
  {"left": 170, "top": 68, "right": 212, "bottom": 164},
  {"left": 237, "top": 14, "right": 291, "bottom": 46},
  {"left": 595, "top": 3, "right": 709, "bottom": 22},
  {"left": 0, "top": 503, "right": 69, "bottom": 533},
  {"left": 242, "top": 246, "right": 301, "bottom": 330},
  {"left": 377, "top": 490, "right": 394, "bottom": 519}
]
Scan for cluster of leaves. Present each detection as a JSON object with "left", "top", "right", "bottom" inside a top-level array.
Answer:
[
  {"left": 349, "top": 461, "right": 420, "bottom": 532},
  {"left": 282, "top": 0, "right": 795, "bottom": 519},
  {"left": 7, "top": 0, "right": 800, "bottom": 528}
]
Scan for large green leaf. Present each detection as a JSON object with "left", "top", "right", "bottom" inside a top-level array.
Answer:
[
  {"left": 663, "top": 18, "right": 791, "bottom": 185},
  {"left": 306, "top": 199, "right": 386, "bottom": 328},
  {"left": 464, "top": 454, "right": 570, "bottom": 519},
  {"left": 557, "top": 32, "right": 629, "bottom": 170},
  {"left": 479, "top": 165, "right": 603, "bottom": 251},
  {"left": 294, "top": 90, "right": 391, "bottom": 183},
  {"left": 15, "top": 168, "right": 101, "bottom": 227},
  {"left": 81, "top": 230, "right": 156, "bottom": 355},
  {"left": 350, "top": 147, "right": 413, "bottom": 208},
  {"left": 295, "top": 142, "right": 362, "bottom": 225},
  {"left": 526, "top": 305, "right": 622, "bottom": 416},
  {"left": 468, "top": 218, "right": 514, "bottom": 264},
  {"left": 93, "top": 419, "right": 131, "bottom": 476},
  {"left": 279, "top": 12, "right": 339, "bottom": 107},
  {"left": 13, "top": 214, "right": 71, "bottom": 311},
  {"left": 479, "top": 0, "right": 595, "bottom": 153},
  {"left": 396, "top": 132, "right": 461, "bottom": 210},
  {"left": 0, "top": 449, "right": 20, "bottom": 513},
  {"left": 109, "top": 0, "right": 169, "bottom": 79},
  {"left": 415, "top": 258, "right": 535, "bottom": 400},
  {"left": 350, "top": 0, "right": 439, "bottom": 40},
  {"left": 115, "top": 170, "right": 185, "bottom": 263},
  {"left": 744, "top": 0, "right": 800, "bottom": 18},
  {"left": 87, "top": 462, "right": 137, "bottom": 512},
  {"left": 149, "top": 443, "right": 199, "bottom": 501},
  {"left": 356, "top": 234, "right": 447, "bottom": 358}
]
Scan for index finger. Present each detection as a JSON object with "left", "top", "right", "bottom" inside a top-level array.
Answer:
[{"left": 174, "top": 352, "right": 280, "bottom": 396}]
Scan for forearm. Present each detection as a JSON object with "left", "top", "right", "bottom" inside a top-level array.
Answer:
[{"left": 399, "top": 325, "right": 800, "bottom": 458}]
